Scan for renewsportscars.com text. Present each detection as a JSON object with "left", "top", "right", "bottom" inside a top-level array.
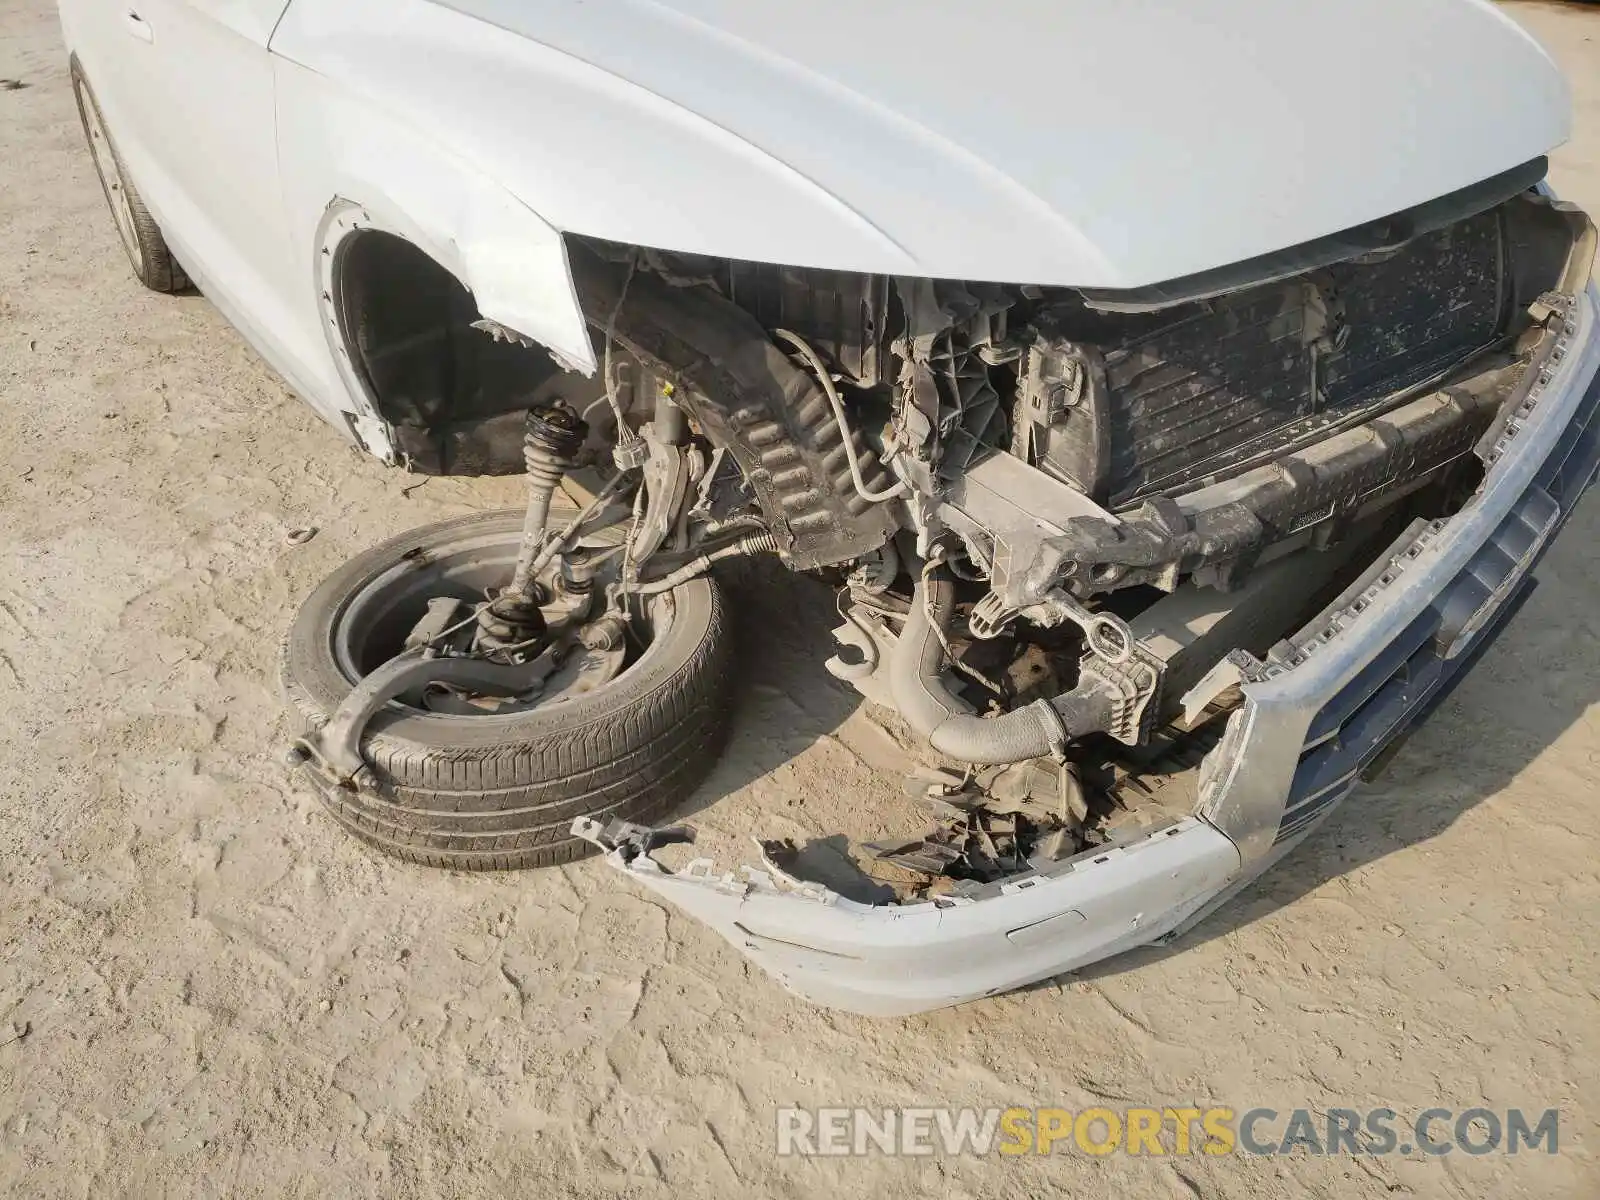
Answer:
[{"left": 775, "top": 1106, "right": 1560, "bottom": 1158}]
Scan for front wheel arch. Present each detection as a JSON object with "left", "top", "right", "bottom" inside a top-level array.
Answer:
[{"left": 316, "top": 205, "right": 604, "bottom": 474}]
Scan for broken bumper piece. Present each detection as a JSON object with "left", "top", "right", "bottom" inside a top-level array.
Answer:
[{"left": 572, "top": 815, "right": 1241, "bottom": 1016}]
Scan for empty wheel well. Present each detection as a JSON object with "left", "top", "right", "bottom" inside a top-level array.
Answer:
[{"left": 331, "top": 229, "right": 591, "bottom": 474}]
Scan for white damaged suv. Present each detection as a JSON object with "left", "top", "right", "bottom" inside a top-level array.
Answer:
[{"left": 62, "top": 0, "right": 1600, "bottom": 1012}]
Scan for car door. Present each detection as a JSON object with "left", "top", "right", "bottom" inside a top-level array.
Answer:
[
  {"left": 117, "top": 1, "right": 304, "bottom": 339},
  {"left": 57, "top": 0, "right": 168, "bottom": 166},
  {"left": 71, "top": 0, "right": 330, "bottom": 404}
]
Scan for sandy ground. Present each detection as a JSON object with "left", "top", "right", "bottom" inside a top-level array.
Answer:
[{"left": 2, "top": 1, "right": 1599, "bottom": 1196}]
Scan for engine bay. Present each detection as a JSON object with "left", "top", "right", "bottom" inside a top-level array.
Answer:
[{"left": 543, "top": 188, "right": 1593, "bottom": 899}]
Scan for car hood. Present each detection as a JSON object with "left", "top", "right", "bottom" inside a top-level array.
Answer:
[{"left": 287, "top": 0, "right": 1571, "bottom": 290}]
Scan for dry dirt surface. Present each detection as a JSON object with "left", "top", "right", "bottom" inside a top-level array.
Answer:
[{"left": 3, "top": 1, "right": 1599, "bottom": 1196}]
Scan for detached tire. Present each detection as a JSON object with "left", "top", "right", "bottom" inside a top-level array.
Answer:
[
  {"left": 70, "top": 56, "right": 189, "bottom": 293},
  {"left": 282, "top": 510, "right": 734, "bottom": 869}
]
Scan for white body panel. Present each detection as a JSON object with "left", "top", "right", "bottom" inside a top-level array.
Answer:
[
  {"left": 581, "top": 816, "right": 1245, "bottom": 1016},
  {"left": 60, "top": 0, "right": 1575, "bottom": 446},
  {"left": 276, "top": 0, "right": 1569, "bottom": 287},
  {"left": 133, "top": 0, "right": 304, "bottom": 366},
  {"left": 57, "top": 0, "right": 333, "bottom": 416}
]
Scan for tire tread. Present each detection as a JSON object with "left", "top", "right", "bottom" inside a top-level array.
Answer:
[{"left": 281, "top": 511, "right": 734, "bottom": 870}]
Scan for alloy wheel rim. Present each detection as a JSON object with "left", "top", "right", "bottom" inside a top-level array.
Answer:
[
  {"left": 330, "top": 524, "right": 678, "bottom": 720},
  {"left": 78, "top": 84, "right": 140, "bottom": 269}
]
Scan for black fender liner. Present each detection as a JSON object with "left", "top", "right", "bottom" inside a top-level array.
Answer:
[{"left": 567, "top": 242, "right": 898, "bottom": 570}]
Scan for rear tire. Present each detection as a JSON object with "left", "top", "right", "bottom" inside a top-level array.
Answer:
[
  {"left": 70, "top": 56, "right": 189, "bottom": 293},
  {"left": 282, "top": 511, "right": 735, "bottom": 870}
]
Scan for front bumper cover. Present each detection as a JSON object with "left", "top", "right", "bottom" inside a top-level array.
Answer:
[{"left": 575, "top": 283, "right": 1600, "bottom": 1016}]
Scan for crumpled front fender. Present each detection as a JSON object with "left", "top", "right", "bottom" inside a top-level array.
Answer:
[{"left": 276, "top": 55, "right": 598, "bottom": 377}]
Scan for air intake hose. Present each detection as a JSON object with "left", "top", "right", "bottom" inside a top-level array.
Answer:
[{"left": 889, "top": 570, "right": 1114, "bottom": 765}]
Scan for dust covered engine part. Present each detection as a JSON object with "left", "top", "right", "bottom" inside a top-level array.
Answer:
[
  {"left": 1030, "top": 365, "right": 1522, "bottom": 598},
  {"left": 567, "top": 240, "right": 899, "bottom": 570},
  {"left": 719, "top": 262, "right": 890, "bottom": 389},
  {"left": 888, "top": 570, "right": 1119, "bottom": 765}
]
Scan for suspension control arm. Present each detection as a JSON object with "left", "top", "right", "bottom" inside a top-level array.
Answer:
[{"left": 286, "top": 650, "right": 552, "bottom": 789}]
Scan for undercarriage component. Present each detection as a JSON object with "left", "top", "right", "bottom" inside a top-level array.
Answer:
[
  {"left": 287, "top": 648, "right": 550, "bottom": 788},
  {"left": 868, "top": 760, "right": 1094, "bottom": 888},
  {"left": 283, "top": 510, "right": 736, "bottom": 870},
  {"left": 484, "top": 402, "right": 588, "bottom": 649},
  {"left": 631, "top": 531, "right": 780, "bottom": 595},
  {"left": 567, "top": 240, "right": 898, "bottom": 569},
  {"left": 888, "top": 570, "right": 1122, "bottom": 765},
  {"left": 506, "top": 402, "right": 587, "bottom": 598},
  {"left": 864, "top": 808, "right": 1033, "bottom": 884},
  {"left": 630, "top": 424, "right": 694, "bottom": 566}
]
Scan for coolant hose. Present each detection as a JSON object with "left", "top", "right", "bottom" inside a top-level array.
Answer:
[{"left": 888, "top": 571, "right": 1114, "bottom": 765}]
